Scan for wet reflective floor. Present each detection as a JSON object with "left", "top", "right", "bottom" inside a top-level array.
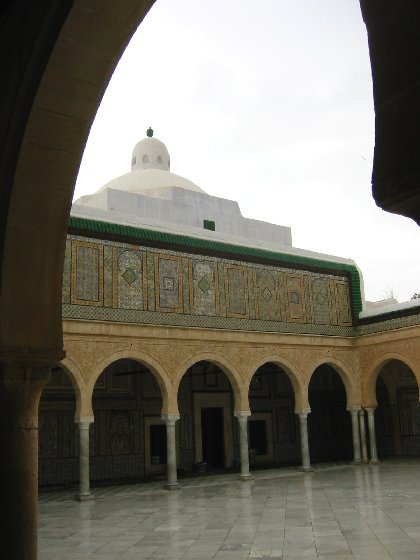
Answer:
[{"left": 38, "top": 459, "right": 420, "bottom": 559}]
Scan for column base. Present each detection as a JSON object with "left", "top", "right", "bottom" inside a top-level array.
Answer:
[
  {"left": 164, "top": 482, "right": 181, "bottom": 490},
  {"left": 362, "top": 458, "right": 369, "bottom": 464},
  {"left": 369, "top": 459, "right": 380, "bottom": 465},
  {"left": 353, "top": 459, "right": 362, "bottom": 466},
  {"left": 298, "top": 466, "right": 313, "bottom": 473},
  {"left": 238, "top": 473, "right": 254, "bottom": 481},
  {"left": 75, "top": 492, "right": 95, "bottom": 502}
]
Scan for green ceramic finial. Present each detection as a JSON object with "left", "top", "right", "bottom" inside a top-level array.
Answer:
[{"left": 146, "top": 127, "right": 153, "bottom": 137}]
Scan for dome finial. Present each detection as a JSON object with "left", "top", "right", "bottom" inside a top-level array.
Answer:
[{"left": 146, "top": 127, "right": 153, "bottom": 138}]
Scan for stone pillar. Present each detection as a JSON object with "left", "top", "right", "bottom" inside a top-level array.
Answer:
[
  {"left": 162, "top": 414, "right": 180, "bottom": 490},
  {"left": 366, "top": 407, "right": 379, "bottom": 464},
  {"left": 75, "top": 417, "right": 95, "bottom": 501},
  {"left": 358, "top": 408, "right": 369, "bottom": 463},
  {"left": 0, "top": 361, "right": 52, "bottom": 560},
  {"left": 349, "top": 406, "right": 362, "bottom": 465},
  {"left": 234, "top": 411, "right": 253, "bottom": 480},
  {"left": 297, "top": 409, "right": 312, "bottom": 471}
]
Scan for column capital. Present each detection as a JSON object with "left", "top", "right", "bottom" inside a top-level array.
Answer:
[
  {"left": 75, "top": 416, "right": 94, "bottom": 426},
  {"left": 296, "top": 408, "right": 311, "bottom": 418},
  {"left": 358, "top": 408, "right": 366, "bottom": 416},
  {"left": 161, "top": 414, "right": 180, "bottom": 424},
  {"left": 0, "top": 363, "right": 52, "bottom": 429},
  {"left": 365, "top": 407, "right": 376, "bottom": 415},
  {"left": 348, "top": 405, "right": 361, "bottom": 414},
  {"left": 234, "top": 410, "right": 251, "bottom": 419},
  {"left": 0, "top": 345, "right": 65, "bottom": 367}
]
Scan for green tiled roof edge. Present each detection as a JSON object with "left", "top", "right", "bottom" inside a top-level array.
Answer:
[{"left": 68, "top": 216, "right": 363, "bottom": 316}]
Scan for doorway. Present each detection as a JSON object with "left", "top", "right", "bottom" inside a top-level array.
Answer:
[{"left": 201, "top": 407, "right": 224, "bottom": 468}]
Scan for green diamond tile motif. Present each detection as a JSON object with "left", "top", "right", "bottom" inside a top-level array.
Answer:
[
  {"left": 315, "top": 292, "right": 326, "bottom": 305},
  {"left": 262, "top": 287, "right": 272, "bottom": 301},
  {"left": 198, "top": 277, "right": 210, "bottom": 293},
  {"left": 122, "top": 268, "right": 138, "bottom": 285}
]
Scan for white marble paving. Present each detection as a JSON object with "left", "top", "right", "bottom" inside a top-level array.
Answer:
[{"left": 38, "top": 459, "right": 420, "bottom": 559}]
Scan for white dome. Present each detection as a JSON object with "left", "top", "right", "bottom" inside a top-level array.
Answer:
[
  {"left": 131, "top": 132, "right": 170, "bottom": 172},
  {"left": 100, "top": 168, "right": 206, "bottom": 195},
  {"left": 76, "top": 129, "right": 207, "bottom": 204}
]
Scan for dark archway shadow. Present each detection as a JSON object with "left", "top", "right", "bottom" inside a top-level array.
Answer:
[{"left": 308, "top": 364, "right": 353, "bottom": 463}]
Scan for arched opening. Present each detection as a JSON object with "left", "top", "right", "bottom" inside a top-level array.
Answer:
[
  {"left": 248, "top": 363, "right": 299, "bottom": 469},
  {"left": 308, "top": 364, "right": 353, "bottom": 463},
  {"left": 91, "top": 358, "right": 165, "bottom": 485},
  {"left": 38, "top": 365, "right": 77, "bottom": 488},
  {"left": 177, "top": 361, "right": 235, "bottom": 474},
  {"left": 375, "top": 359, "right": 420, "bottom": 459}
]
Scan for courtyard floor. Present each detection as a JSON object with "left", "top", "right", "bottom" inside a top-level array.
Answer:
[{"left": 38, "top": 458, "right": 420, "bottom": 559}]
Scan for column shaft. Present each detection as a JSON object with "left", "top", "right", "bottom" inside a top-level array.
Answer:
[
  {"left": 297, "top": 409, "right": 311, "bottom": 471},
  {"left": 0, "top": 363, "right": 51, "bottom": 560},
  {"left": 358, "top": 409, "right": 369, "bottom": 463},
  {"left": 366, "top": 407, "right": 379, "bottom": 464},
  {"left": 235, "top": 411, "right": 252, "bottom": 480},
  {"left": 76, "top": 418, "right": 94, "bottom": 501},
  {"left": 350, "top": 407, "right": 362, "bottom": 465},
  {"left": 162, "top": 414, "right": 180, "bottom": 490}
]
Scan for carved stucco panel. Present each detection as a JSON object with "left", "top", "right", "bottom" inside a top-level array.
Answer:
[
  {"left": 357, "top": 336, "right": 420, "bottom": 405},
  {"left": 64, "top": 339, "right": 124, "bottom": 382}
]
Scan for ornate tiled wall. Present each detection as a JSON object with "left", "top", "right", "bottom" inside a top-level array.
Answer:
[{"left": 62, "top": 234, "right": 354, "bottom": 335}]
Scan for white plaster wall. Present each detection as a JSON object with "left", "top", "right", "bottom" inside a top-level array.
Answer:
[{"left": 75, "top": 186, "right": 293, "bottom": 247}]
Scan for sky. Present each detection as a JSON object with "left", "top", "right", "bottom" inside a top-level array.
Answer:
[{"left": 74, "top": 0, "right": 420, "bottom": 303}]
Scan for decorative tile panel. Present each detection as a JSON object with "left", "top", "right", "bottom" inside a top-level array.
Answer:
[
  {"left": 103, "top": 246, "right": 114, "bottom": 308},
  {"left": 155, "top": 255, "right": 183, "bottom": 313},
  {"left": 225, "top": 264, "right": 249, "bottom": 318},
  {"left": 146, "top": 252, "right": 155, "bottom": 311},
  {"left": 191, "top": 260, "right": 217, "bottom": 316},
  {"left": 182, "top": 258, "right": 191, "bottom": 314},
  {"left": 62, "top": 239, "right": 71, "bottom": 304},
  {"left": 255, "top": 269, "right": 278, "bottom": 321},
  {"left": 110, "top": 412, "right": 131, "bottom": 455},
  {"left": 285, "top": 274, "right": 306, "bottom": 323},
  {"left": 312, "top": 277, "right": 330, "bottom": 325},
  {"left": 335, "top": 280, "right": 352, "bottom": 326},
  {"left": 62, "top": 234, "right": 367, "bottom": 336},
  {"left": 71, "top": 241, "right": 104, "bottom": 306},
  {"left": 117, "top": 249, "right": 144, "bottom": 310}
]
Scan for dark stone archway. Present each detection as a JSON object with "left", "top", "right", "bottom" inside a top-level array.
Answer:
[
  {"left": 308, "top": 365, "right": 353, "bottom": 463},
  {"left": 0, "top": 3, "right": 155, "bottom": 557},
  {"left": 1, "top": 1, "right": 420, "bottom": 557}
]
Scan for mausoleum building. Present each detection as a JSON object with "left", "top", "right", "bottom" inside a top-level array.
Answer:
[{"left": 39, "top": 130, "right": 420, "bottom": 497}]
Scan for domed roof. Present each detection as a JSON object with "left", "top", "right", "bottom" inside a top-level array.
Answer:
[
  {"left": 98, "top": 128, "right": 206, "bottom": 196},
  {"left": 100, "top": 168, "right": 206, "bottom": 195},
  {"left": 131, "top": 128, "right": 170, "bottom": 172}
]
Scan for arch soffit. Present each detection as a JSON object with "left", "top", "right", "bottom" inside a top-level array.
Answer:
[
  {"left": 3, "top": 1, "right": 154, "bottom": 355},
  {"left": 59, "top": 355, "right": 87, "bottom": 418},
  {"left": 364, "top": 353, "right": 420, "bottom": 406},
  {"left": 174, "top": 352, "right": 243, "bottom": 395},
  {"left": 307, "top": 356, "right": 358, "bottom": 408},
  {"left": 60, "top": 355, "right": 85, "bottom": 394},
  {"left": 85, "top": 349, "right": 172, "bottom": 404},
  {"left": 246, "top": 355, "right": 304, "bottom": 405}
]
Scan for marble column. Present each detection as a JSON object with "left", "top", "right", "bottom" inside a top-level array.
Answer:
[
  {"left": 75, "top": 417, "right": 95, "bottom": 501},
  {"left": 162, "top": 414, "right": 180, "bottom": 490},
  {"left": 349, "top": 406, "right": 362, "bottom": 465},
  {"left": 234, "top": 411, "right": 253, "bottom": 480},
  {"left": 358, "top": 408, "right": 369, "bottom": 463},
  {"left": 0, "top": 361, "right": 52, "bottom": 560},
  {"left": 297, "top": 409, "right": 312, "bottom": 471},
  {"left": 366, "top": 407, "right": 379, "bottom": 464}
]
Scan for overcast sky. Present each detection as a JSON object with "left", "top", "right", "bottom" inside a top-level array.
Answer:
[{"left": 74, "top": 0, "right": 419, "bottom": 303}]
